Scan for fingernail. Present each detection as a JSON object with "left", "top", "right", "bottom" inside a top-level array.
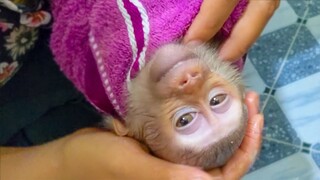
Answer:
[
  {"left": 189, "top": 175, "right": 212, "bottom": 180},
  {"left": 186, "top": 170, "right": 212, "bottom": 180}
]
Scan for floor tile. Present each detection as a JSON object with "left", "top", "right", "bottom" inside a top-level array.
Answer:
[
  {"left": 245, "top": 153, "right": 320, "bottom": 180},
  {"left": 276, "top": 25, "right": 320, "bottom": 87},
  {"left": 287, "top": 0, "right": 320, "bottom": 19},
  {"left": 262, "top": 1, "right": 297, "bottom": 35},
  {"left": 242, "top": 58, "right": 266, "bottom": 94},
  {"left": 261, "top": 95, "right": 301, "bottom": 145},
  {"left": 306, "top": 15, "right": 320, "bottom": 43},
  {"left": 248, "top": 24, "right": 298, "bottom": 87},
  {"left": 249, "top": 139, "right": 300, "bottom": 172},
  {"left": 249, "top": 24, "right": 320, "bottom": 89},
  {"left": 312, "top": 143, "right": 320, "bottom": 168},
  {"left": 274, "top": 72, "right": 320, "bottom": 143}
]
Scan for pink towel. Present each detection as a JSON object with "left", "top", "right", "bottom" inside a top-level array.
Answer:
[{"left": 50, "top": 0, "right": 247, "bottom": 118}]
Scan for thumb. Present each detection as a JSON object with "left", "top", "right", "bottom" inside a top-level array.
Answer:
[
  {"left": 100, "top": 134, "right": 212, "bottom": 180},
  {"left": 245, "top": 91, "right": 260, "bottom": 119}
]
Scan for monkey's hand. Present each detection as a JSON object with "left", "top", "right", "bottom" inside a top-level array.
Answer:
[{"left": 208, "top": 91, "right": 263, "bottom": 179}]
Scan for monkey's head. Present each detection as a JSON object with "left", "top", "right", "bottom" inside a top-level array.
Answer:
[{"left": 112, "top": 43, "right": 247, "bottom": 170}]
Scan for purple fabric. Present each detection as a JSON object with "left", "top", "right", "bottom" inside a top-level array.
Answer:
[{"left": 50, "top": 0, "right": 248, "bottom": 117}]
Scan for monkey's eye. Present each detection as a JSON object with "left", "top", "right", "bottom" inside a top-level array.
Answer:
[
  {"left": 176, "top": 113, "right": 194, "bottom": 127},
  {"left": 210, "top": 94, "right": 227, "bottom": 106},
  {"left": 174, "top": 108, "right": 202, "bottom": 134},
  {"left": 208, "top": 89, "right": 231, "bottom": 113}
]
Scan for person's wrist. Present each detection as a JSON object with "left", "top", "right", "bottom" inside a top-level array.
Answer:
[
  {"left": 57, "top": 130, "right": 112, "bottom": 180},
  {"left": 0, "top": 140, "right": 64, "bottom": 180}
]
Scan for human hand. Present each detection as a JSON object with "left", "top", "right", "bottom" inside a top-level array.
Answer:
[
  {"left": 183, "top": 0, "right": 280, "bottom": 62},
  {"left": 60, "top": 92, "right": 262, "bottom": 180},
  {"left": 58, "top": 128, "right": 213, "bottom": 180},
  {"left": 1, "top": 129, "right": 213, "bottom": 180},
  {"left": 207, "top": 91, "right": 263, "bottom": 179},
  {"left": 1, "top": 92, "right": 262, "bottom": 180}
]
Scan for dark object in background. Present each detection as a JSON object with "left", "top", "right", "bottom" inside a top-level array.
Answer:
[{"left": 0, "top": 27, "right": 102, "bottom": 147}]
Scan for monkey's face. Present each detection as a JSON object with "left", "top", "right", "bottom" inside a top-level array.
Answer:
[{"left": 125, "top": 44, "right": 247, "bottom": 169}]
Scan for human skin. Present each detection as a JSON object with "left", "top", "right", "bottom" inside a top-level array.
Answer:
[
  {"left": 0, "top": 91, "right": 262, "bottom": 180},
  {"left": 183, "top": 0, "right": 280, "bottom": 62}
]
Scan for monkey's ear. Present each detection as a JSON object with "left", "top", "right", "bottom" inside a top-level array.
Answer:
[{"left": 112, "top": 119, "right": 129, "bottom": 136}]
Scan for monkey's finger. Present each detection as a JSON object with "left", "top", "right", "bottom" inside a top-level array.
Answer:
[
  {"left": 221, "top": 114, "right": 264, "bottom": 179},
  {"left": 183, "top": 0, "right": 239, "bottom": 43},
  {"left": 218, "top": 0, "right": 280, "bottom": 62}
]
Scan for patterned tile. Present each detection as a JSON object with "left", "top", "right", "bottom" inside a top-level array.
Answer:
[
  {"left": 249, "top": 24, "right": 320, "bottom": 88},
  {"left": 312, "top": 152, "right": 320, "bottom": 169},
  {"left": 262, "top": 95, "right": 301, "bottom": 145},
  {"left": 312, "top": 143, "right": 320, "bottom": 168},
  {"left": 313, "top": 143, "right": 320, "bottom": 151},
  {"left": 306, "top": 15, "right": 320, "bottom": 43},
  {"left": 246, "top": 95, "right": 302, "bottom": 172},
  {"left": 245, "top": 153, "right": 320, "bottom": 180},
  {"left": 287, "top": 0, "right": 320, "bottom": 18},
  {"left": 274, "top": 72, "right": 320, "bottom": 143},
  {"left": 242, "top": 58, "right": 266, "bottom": 94},
  {"left": 244, "top": 0, "right": 320, "bottom": 178},
  {"left": 248, "top": 24, "right": 298, "bottom": 87},
  {"left": 261, "top": 1, "right": 297, "bottom": 35},
  {"left": 249, "top": 139, "right": 300, "bottom": 172},
  {"left": 276, "top": 25, "right": 320, "bottom": 87}
]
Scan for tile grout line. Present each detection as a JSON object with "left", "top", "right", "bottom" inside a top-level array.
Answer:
[
  {"left": 263, "top": 137, "right": 320, "bottom": 154},
  {"left": 261, "top": 4, "right": 311, "bottom": 112}
]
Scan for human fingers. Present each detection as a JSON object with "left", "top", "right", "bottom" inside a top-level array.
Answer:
[
  {"left": 222, "top": 114, "right": 263, "bottom": 179},
  {"left": 109, "top": 136, "right": 212, "bottom": 180},
  {"left": 183, "top": 0, "right": 239, "bottom": 43},
  {"left": 106, "top": 136, "right": 212, "bottom": 180},
  {"left": 208, "top": 92, "right": 263, "bottom": 179},
  {"left": 245, "top": 91, "right": 260, "bottom": 119},
  {"left": 219, "top": 0, "right": 280, "bottom": 62},
  {"left": 118, "top": 150, "right": 213, "bottom": 180},
  {"left": 63, "top": 129, "right": 212, "bottom": 180}
]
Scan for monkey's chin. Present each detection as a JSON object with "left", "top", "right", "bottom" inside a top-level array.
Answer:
[{"left": 151, "top": 125, "right": 246, "bottom": 170}]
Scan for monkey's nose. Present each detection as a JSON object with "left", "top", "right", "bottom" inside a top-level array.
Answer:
[
  {"left": 178, "top": 70, "right": 201, "bottom": 89},
  {"left": 156, "top": 59, "right": 205, "bottom": 97}
]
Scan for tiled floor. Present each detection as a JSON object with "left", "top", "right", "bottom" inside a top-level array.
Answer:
[{"left": 243, "top": 1, "right": 320, "bottom": 179}]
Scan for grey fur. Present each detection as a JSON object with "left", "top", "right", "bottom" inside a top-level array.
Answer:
[{"left": 105, "top": 43, "right": 248, "bottom": 169}]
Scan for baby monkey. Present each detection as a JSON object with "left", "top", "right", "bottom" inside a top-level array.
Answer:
[{"left": 107, "top": 43, "right": 247, "bottom": 170}]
